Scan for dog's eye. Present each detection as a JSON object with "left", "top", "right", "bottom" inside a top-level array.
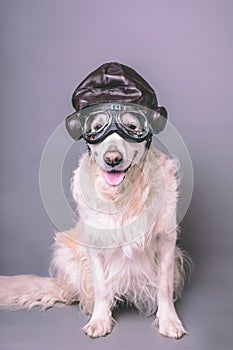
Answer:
[
  {"left": 93, "top": 123, "right": 103, "bottom": 131},
  {"left": 126, "top": 124, "right": 137, "bottom": 130}
]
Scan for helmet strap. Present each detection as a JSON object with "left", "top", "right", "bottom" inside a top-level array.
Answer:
[
  {"left": 86, "top": 142, "right": 91, "bottom": 156},
  {"left": 145, "top": 133, "right": 152, "bottom": 150}
]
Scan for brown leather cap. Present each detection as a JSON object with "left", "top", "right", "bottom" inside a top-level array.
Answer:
[
  {"left": 72, "top": 62, "right": 165, "bottom": 114},
  {"left": 66, "top": 62, "right": 168, "bottom": 141}
]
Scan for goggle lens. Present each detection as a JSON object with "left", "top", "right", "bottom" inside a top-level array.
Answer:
[
  {"left": 118, "top": 112, "right": 147, "bottom": 136},
  {"left": 84, "top": 112, "right": 110, "bottom": 135}
]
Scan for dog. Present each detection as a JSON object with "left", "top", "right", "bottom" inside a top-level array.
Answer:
[
  {"left": 0, "top": 61, "right": 191, "bottom": 339},
  {"left": 0, "top": 127, "right": 189, "bottom": 339}
]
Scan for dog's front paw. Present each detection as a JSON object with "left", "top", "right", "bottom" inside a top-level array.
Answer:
[
  {"left": 153, "top": 315, "right": 187, "bottom": 339},
  {"left": 83, "top": 317, "right": 114, "bottom": 338}
]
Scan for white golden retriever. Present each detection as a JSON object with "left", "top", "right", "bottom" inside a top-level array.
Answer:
[{"left": 0, "top": 132, "right": 189, "bottom": 339}]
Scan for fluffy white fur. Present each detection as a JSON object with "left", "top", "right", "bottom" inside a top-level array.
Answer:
[{"left": 0, "top": 133, "right": 190, "bottom": 339}]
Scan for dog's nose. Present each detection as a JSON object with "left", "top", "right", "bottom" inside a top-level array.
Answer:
[{"left": 104, "top": 151, "right": 123, "bottom": 167}]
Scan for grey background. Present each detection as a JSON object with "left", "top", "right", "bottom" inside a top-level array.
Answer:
[{"left": 0, "top": 0, "right": 232, "bottom": 349}]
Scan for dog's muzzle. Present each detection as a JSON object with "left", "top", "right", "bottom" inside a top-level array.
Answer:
[{"left": 101, "top": 149, "right": 136, "bottom": 187}]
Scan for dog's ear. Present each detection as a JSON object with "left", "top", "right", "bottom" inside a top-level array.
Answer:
[
  {"left": 65, "top": 112, "right": 83, "bottom": 140},
  {"left": 150, "top": 106, "right": 168, "bottom": 134}
]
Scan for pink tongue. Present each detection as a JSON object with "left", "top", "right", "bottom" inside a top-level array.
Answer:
[{"left": 103, "top": 171, "right": 125, "bottom": 186}]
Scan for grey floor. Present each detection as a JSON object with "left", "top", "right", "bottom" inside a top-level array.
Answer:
[{"left": 0, "top": 284, "right": 232, "bottom": 350}]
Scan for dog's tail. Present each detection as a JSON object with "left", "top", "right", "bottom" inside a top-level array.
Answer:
[{"left": 0, "top": 274, "right": 78, "bottom": 310}]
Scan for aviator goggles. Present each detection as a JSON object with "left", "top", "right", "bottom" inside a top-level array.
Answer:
[{"left": 80, "top": 103, "right": 151, "bottom": 144}]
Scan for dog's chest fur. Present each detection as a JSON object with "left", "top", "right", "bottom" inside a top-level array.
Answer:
[{"left": 70, "top": 146, "right": 179, "bottom": 249}]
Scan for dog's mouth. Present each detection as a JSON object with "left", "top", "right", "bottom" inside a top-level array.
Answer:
[{"left": 102, "top": 165, "right": 131, "bottom": 186}]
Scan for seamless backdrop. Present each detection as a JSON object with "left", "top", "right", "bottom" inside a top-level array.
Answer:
[{"left": 0, "top": 1, "right": 233, "bottom": 350}]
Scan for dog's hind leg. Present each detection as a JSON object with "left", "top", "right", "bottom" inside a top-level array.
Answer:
[{"left": 51, "top": 230, "right": 94, "bottom": 315}]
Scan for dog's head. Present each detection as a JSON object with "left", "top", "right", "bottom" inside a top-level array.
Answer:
[{"left": 76, "top": 102, "right": 153, "bottom": 188}]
